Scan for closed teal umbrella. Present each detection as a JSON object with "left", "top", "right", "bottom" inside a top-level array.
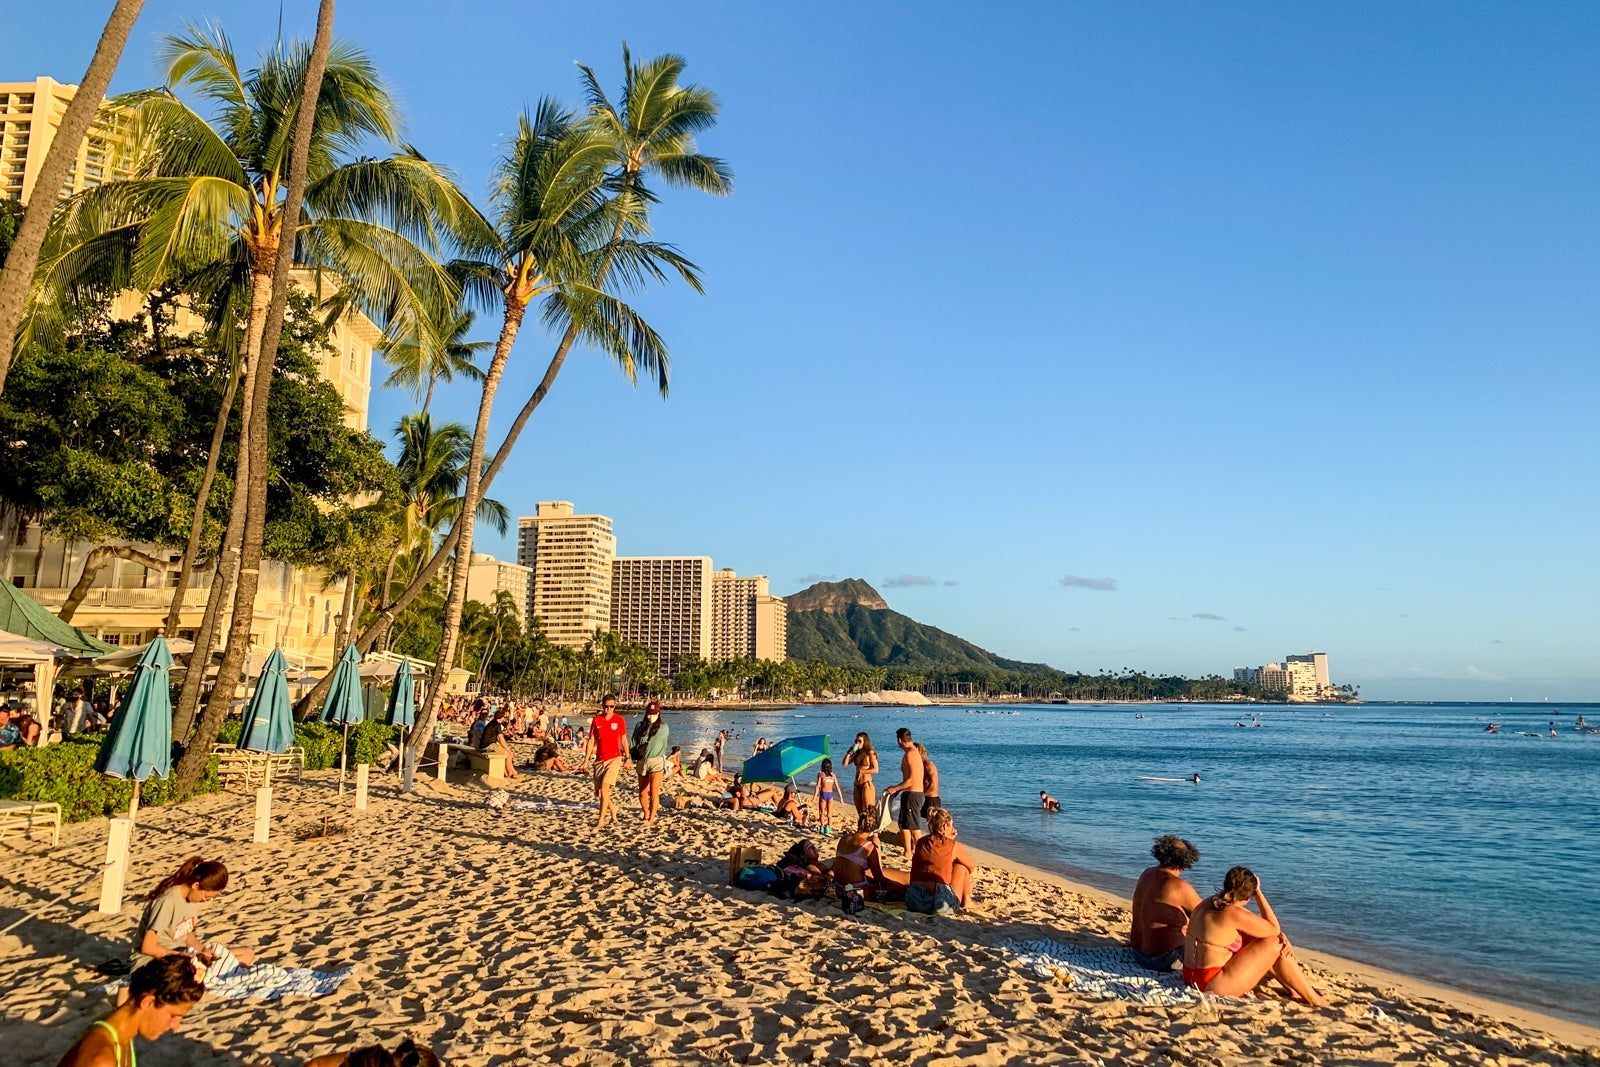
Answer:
[
  {"left": 238, "top": 648, "right": 293, "bottom": 756},
  {"left": 320, "top": 644, "right": 365, "bottom": 794},
  {"left": 94, "top": 635, "right": 173, "bottom": 823},
  {"left": 386, "top": 659, "right": 415, "bottom": 782}
]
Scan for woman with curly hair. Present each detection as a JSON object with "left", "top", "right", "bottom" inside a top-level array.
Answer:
[{"left": 1180, "top": 866, "right": 1329, "bottom": 1004}]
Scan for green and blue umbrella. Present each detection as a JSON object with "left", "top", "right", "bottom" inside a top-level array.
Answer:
[
  {"left": 386, "top": 659, "right": 416, "bottom": 782},
  {"left": 741, "top": 734, "right": 831, "bottom": 784},
  {"left": 320, "top": 644, "right": 364, "bottom": 794},
  {"left": 93, "top": 635, "right": 173, "bottom": 822},
  {"left": 238, "top": 648, "right": 293, "bottom": 756}
]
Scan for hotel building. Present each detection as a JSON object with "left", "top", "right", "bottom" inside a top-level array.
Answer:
[
  {"left": 464, "top": 553, "right": 532, "bottom": 614},
  {"left": 710, "top": 569, "right": 787, "bottom": 662},
  {"left": 609, "top": 557, "right": 712, "bottom": 670},
  {"left": 1235, "top": 652, "right": 1332, "bottom": 698},
  {"left": 1, "top": 77, "right": 134, "bottom": 204},
  {"left": 517, "top": 502, "right": 616, "bottom": 648}
]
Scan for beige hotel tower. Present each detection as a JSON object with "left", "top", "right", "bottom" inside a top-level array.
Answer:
[{"left": 517, "top": 503, "right": 616, "bottom": 648}]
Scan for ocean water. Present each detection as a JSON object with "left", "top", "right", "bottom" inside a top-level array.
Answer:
[{"left": 664, "top": 701, "right": 1600, "bottom": 1025}]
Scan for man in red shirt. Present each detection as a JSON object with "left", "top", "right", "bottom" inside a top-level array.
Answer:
[{"left": 585, "top": 695, "right": 631, "bottom": 828}]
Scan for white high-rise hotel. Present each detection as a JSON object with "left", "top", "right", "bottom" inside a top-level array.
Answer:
[{"left": 515, "top": 501, "right": 786, "bottom": 667}]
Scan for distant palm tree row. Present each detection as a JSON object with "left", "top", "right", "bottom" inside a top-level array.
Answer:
[{"left": 4, "top": 5, "right": 730, "bottom": 790}]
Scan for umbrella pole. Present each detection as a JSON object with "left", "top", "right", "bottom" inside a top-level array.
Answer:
[
  {"left": 128, "top": 778, "right": 141, "bottom": 826},
  {"left": 340, "top": 723, "right": 349, "bottom": 796}
]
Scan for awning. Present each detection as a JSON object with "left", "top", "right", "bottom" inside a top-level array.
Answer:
[{"left": 0, "top": 581, "right": 114, "bottom": 657}]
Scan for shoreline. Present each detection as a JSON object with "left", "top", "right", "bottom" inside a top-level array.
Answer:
[{"left": 962, "top": 842, "right": 1600, "bottom": 1048}]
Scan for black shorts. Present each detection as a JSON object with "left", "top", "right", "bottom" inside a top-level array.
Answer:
[
  {"left": 922, "top": 794, "right": 941, "bottom": 819},
  {"left": 897, "top": 791, "right": 926, "bottom": 831}
]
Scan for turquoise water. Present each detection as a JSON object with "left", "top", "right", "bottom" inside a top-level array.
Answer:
[{"left": 667, "top": 701, "right": 1600, "bottom": 1024}]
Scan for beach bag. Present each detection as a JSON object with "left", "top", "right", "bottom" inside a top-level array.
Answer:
[
  {"left": 840, "top": 886, "right": 865, "bottom": 915},
  {"left": 794, "top": 874, "right": 829, "bottom": 900},
  {"left": 736, "top": 865, "right": 779, "bottom": 890},
  {"left": 727, "top": 845, "right": 764, "bottom": 885}
]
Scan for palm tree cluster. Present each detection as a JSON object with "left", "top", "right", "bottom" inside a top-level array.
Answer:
[{"left": 1, "top": 4, "right": 731, "bottom": 792}]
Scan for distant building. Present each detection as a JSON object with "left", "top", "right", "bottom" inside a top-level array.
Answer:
[
  {"left": 710, "top": 569, "right": 787, "bottom": 662},
  {"left": 1235, "top": 651, "right": 1333, "bottom": 697},
  {"left": 1232, "top": 666, "right": 1260, "bottom": 684},
  {"left": 517, "top": 502, "right": 616, "bottom": 649},
  {"left": 1258, "top": 663, "right": 1292, "bottom": 693},
  {"left": 464, "top": 552, "right": 531, "bottom": 614},
  {"left": 1285, "top": 652, "right": 1329, "bottom": 690},
  {"left": 610, "top": 556, "right": 712, "bottom": 670},
  {"left": 1, "top": 77, "right": 135, "bottom": 204}
]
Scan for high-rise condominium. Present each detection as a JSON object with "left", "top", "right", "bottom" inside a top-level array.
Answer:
[
  {"left": 710, "top": 569, "right": 787, "bottom": 662},
  {"left": 610, "top": 557, "right": 713, "bottom": 671},
  {"left": 1, "top": 77, "right": 134, "bottom": 204},
  {"left": 517, "top": 502, "right": 616, "bottom": 648},
  {"left": 464, "top": 553, "right": 532, "bottom": 615}
]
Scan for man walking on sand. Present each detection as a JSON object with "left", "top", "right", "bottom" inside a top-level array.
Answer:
[
  {"left": 882, "top": 727, "right": 927, "bottom": 854},
  {"left": 586, "top": 695, "right": 632, "bottom": 828}
]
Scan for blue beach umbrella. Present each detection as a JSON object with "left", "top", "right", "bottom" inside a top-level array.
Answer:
[
  {"left": 386, "top": 659, "right": 415, "bottom": 780},
  {"left": 320, "top": 644, "right": 365, "bottom": 794},
  {"left": 93, "top": 635, "right": 173, "bottom": 823},
  {"left": 741, "top": 734, "right": 831, "bottom": 784},
  {"left": 238, "top": 649, "right": 293, "bottom": 756}
]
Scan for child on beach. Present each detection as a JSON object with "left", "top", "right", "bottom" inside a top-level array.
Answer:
[
  {"left": 131, "top": 857, "right": 255, "bottom": 973},
  {"left": 813, "top": 759, "right": 841, "bottom": 826},
  {"left": 776, "top": 782, "right": 808, "bottom": 825}
]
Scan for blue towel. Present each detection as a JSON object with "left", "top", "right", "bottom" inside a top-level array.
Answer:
[{"left": 999, "top": 938, "right": 1199, "bottom": 1006}]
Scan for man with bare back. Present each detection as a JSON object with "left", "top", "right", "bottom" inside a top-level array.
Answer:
[{"left": 881, "top": 726, "right": 926, "bottom": 854}]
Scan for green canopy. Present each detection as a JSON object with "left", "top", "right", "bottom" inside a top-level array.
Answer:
[{"left": 0, "top": 580, "right": 113, "bottom": 656}]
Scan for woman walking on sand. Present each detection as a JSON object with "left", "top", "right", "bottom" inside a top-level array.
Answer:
[
  {"left": 631, "top": 701, "right": 670, "bottom": 824},
  {"left": 844, "top": 732, "right": 879, "bottom": 821}
]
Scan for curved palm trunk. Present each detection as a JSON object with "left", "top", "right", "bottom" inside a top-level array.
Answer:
[
  {"left": 420, "top": 372, "right": 436, "bottom": 417},
  {"left": 174, "top": 0, "right": 336, "bottom": 796},
  {"left": 0, "top": 0, "right": 145, "bottom": 396},
  {"left": 332, "top": 566, "right": 358, "bottom": 650},
  {"left": 164, "top": 353, "right": 242, "bottom": 635},
  {"left": 296, "top": 319, "right": 583, "bottom": 723},
  {"left": 170, "top": 269, "right": 271, "bottom": 743},
  {"left": 375, "top": 550, "right": 399, "bottom": 650},
  {"left": 410, "top": 303, "right": 524, "bottom": 751}
]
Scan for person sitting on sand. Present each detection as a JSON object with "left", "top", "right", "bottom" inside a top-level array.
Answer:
[
  {"left": 132, "top": 857, "right": 255, "bottom": 973},
  {"left": 305, "top": 1037, "right": 441, "bottom": 1067},
  {"left": 1181, "top": 866, "right": 1329, "bottom": 1005},
  {"left": 466, "top": 700, "right": 490, "bottom": 750},
  {"left": 776, "top": 782, "right": 809, "bottom": 825},
  {"left": 666, "top": 746, "right": 684, "bottom": 777},
  {"left": 56, "top": 956, "right": 204, "bottom": 1067},
  {"left": 1130, "top": 834, "right": 1202, "bottom": 970},
  {"left": 533, "top": 741, "right": 577, "bottom": 773},
  {"left": 906, "top": 807, "right": 974, "bottom": 916},
  {"left": 1039, "top": 790, "right": 1061, "bottom": 812},
  {"left": 833, "top": 812, "right": 908, "bottom": 902}
]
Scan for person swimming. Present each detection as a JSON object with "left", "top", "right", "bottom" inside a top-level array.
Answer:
[
  {"left": 1040, "top": 790, "right": 1060, "bottom": 812},
  {"left": 1190, "top": 773, "right": 1202, "bottom": 784}
]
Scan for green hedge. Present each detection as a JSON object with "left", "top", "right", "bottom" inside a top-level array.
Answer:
[
  {"left": 0, "top": 738, "right": 221, "bottom": 823},
  {"left": 217, "top": 717, "right": 399, "bottom": 771}
]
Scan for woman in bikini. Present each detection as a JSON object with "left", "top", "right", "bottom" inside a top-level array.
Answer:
[
  {"left": 832, "top": 812, "right": 907, "bottom": 901},
  {"left": 843, "top": 732, "right": 879, "bottom": 821},
  {"left": 56, "top": 955, "right": 204, "bottom": 1066},
  {"left": 1181, "top": 866, "right": 1329, "bottom": 1005}
]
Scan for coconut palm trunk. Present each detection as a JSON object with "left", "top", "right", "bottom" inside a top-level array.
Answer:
[
  {"left": 0, "top": 0, "right": 145, "bottom": 396},
  {"left": 164, "top": 352, "right": 243, "bottom": 635},
  {"left": 175, "top": 0, "right": 337, "bottom": 795}
]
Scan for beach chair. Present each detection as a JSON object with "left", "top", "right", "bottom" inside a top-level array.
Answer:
[{"left": 0, "top": 799, "right": 62, "bottom": 848}]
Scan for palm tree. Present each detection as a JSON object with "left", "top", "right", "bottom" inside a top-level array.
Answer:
[
  {"left": 405, "top": 97, "right": 701, "bottom": 754},
  {"left": 379, "top": 303, "right": 490, "bottom": 415},
  {"left": 0, "top": 0, "right": 147, "bottom": 397}
]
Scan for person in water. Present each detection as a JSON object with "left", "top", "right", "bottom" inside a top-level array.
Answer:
[
  {"left": 1191, "top": 773, "right": 1202, "bottom": 784},
  {"left": 1039, "top": 790, "right": 1061, "bottom": 812},
  {"left": 1181, "top": 866, "right": 1329, "bottom": 1005},
  {"left": 56, "top": 955, "right": 205, "bottom": 1067},
  {"left": 1130, "top": 834, "right": 1202, "bottom": 970}
]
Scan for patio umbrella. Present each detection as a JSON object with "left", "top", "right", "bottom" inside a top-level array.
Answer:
[
  {"left": 386, "top": 659, "right": 415, "bottom": 779},
  {"left": 320, "top": 644, "right": 365, "bottom": 794},
  {"left": 238, "top": 648, "right": 293, "bottom": 758},
  {"left": 93, "top": 635, "right": 173, "bottom": 825},
  {"left": 741, "top": 734, "right": 831, "bottom": 784}
]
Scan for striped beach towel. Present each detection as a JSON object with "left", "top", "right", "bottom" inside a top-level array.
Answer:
[{"left": 999, "top": 939, "right": 1199, "bottom": 1006}]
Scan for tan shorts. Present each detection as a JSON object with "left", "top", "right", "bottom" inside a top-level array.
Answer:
[
  {"left": 638, "top": 756, "right": 666, "bottom": 776},
  {"left": 592, "top": 757, "right": 623, "bottom": 793}
]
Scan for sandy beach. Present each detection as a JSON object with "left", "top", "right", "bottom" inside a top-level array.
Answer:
[{"left": 2, "top": 750, "right": 1595, "bottom": 1067}]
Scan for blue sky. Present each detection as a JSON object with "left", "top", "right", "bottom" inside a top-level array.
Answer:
[{"left": 8, "top": 3, "right": 1598, "bottom": 699}]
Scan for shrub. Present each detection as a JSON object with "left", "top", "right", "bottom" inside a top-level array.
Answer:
[
  {"left": 0, "top": 738, "right": 220, "bottom": 823},
  {"left": 217, "top": 719, "right": 243, "bottom": 746}
]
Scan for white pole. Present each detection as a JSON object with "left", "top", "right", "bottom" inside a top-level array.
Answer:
[
  {"left": 96, "top": 816, "right": 132, "bottom": 915},
  {"left": 253, "top": 786, "right": 271, "bottom": 843},
  {"left": 354, "top": 763, "right": 369, "bottom": 811}
]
